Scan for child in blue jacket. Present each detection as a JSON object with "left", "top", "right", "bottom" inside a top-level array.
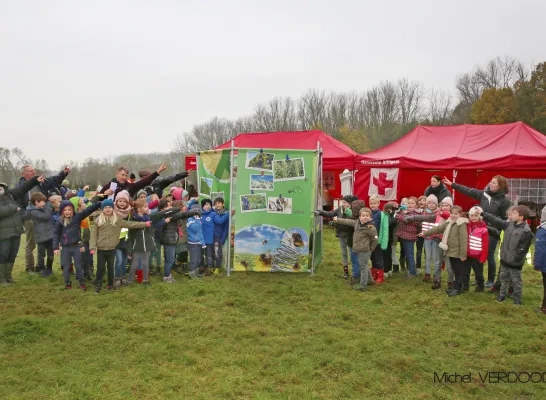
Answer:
[
  {"left": 200, "top": 199, "right": 215, "bottom": 275},
  {"left": 213, "top": 197, "right": 229, "bottom": 273},
  {"left": 187, "top": 203, "right": 206, "bottom": 279},
  {"left": 534, "top": 205, "right": 546, "bottom": 315}
]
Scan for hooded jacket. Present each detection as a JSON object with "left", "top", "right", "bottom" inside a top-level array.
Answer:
[
  {"left": 451, "top": 183, "right": 511, "bottom": 238},
  {"left": 53, "top": 201, "right": 101, "bottom": 249},
  {"left": 213, "top": 209, "right": 229, "bottom": 244},
  {"left": 334, "top": 218, "right": 378, "bottom": 253},
  {"left": 187, "top": 216, "right": 206, "bottom": 245},
  {"left": 201, "top": 209, "right": 215, "bottom": 245},
  {"left": 26, "top": 203, "right": 55, "bottom": 244},
  {"left": 423, "top": 217, "right": 469, "bottom": 260},
  {"left": 0, "top": 177, "right": 40, "bottom": 240}
]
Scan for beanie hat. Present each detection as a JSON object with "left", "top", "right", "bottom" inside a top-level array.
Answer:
[
  {"left": 440, "top": 197, "right": 453, "bottom": 207},
  {"left": 136, "top": 189, "right": 147, "bottom": 199},
  {"left": 59, "top": 200, "right": 75, "bottom": 214},
  {"left": 101, "top": 199, "right": 114, "bottom": 210},
  {"left": 469, "top": 206, "right": 484, "bottom": 219},
  {"left": 69, "top": 196, "right": 81, "bottom": 211},
  {"left": 190, "top": 202, "right": 202, "bottom": 211},
  {"left": 201, "top": 198, "right": 212, "bottom": 208},
  {"left": 426, "top": 194, "right": 438, "bottom": 204},
  {"left": 115, "top": 190, "right": 130, "bottom": 204}
]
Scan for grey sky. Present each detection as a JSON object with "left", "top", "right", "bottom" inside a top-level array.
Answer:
[{"left": 1, "top": 0, "right": 545, "bottom": 170}]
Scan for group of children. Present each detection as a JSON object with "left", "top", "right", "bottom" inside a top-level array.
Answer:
[
  {"left": 321, "top": 192, "right": 538, "bottom": 309},
  {"left": 21, "top": 184, "right": 230, "bottom": 294}
]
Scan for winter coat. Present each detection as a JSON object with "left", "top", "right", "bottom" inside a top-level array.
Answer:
[
  {"left": 201, "top": 209, "right": 215, "bottom": 245},
  {"left": 17, "top": 170, "right": 68, "bottom": 211},
  {"left": 98, "top": 172, "right": 159, "bottom": 200},
  {"left": 451, "top": 183, "right": 511, "bottom": 238},
  {"left": 423, "top": 218, "right": 469, "bottom": 260},
  {"left": 127, "top": 209, "right": 175, "bottom": 253},
  {"left": 467, "top": 221, "right": 489, "bottom": 263},
  {"left": 395, "top": 210, "right": 421, "bottom": 241},
  {"left": 424, "top": 183, "right": 452, "bottom": 203},
  {"left": 53, "top": 202, "right": 101, "bottom": 249},
  {"left": 408, "top": 210, "right": 451, "bottom": 240},
  {"left": 90, "top": 217, "right": 148, "bottom": 251},
  {"left": 483, "top": 212, "right": 534, "bottom": 270},
  {"left": 187, "top": 216, "right": 206, "bottom": 245},
  {"left": 26, "top": 203, "right": 55, "bottom": 244},
  {"left": 138, "top": 171, "right": 189, "bottom": 199},
  {"left": 160, "top": 210, "right": 195, "bottom": 246},
  {"left": 213, "top": 209, "right": 229, "bottom": 244},
  {"left": 335, "top": 218, "right": 378, "bottom": 253},
  {"left": 318, "top": 207, "right": 353, "bottom": 240},
  {"left": 0, "top": 177, "right": 40, "bottom": 240},
  {"left": 533, "top": 224, "right": 546, "bottom": 273}
]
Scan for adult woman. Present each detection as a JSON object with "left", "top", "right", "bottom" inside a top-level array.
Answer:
[
  {"left": 424, "top": 175, "right": 452, "bottom": 203},
  {"left": 442, "top": 175, "right": 511, "bottom": 288}
]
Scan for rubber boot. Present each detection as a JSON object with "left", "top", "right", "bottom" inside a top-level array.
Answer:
[
  {"left": 370, "top": 268, "right": 378, "bottom": 281},
  {"left": 375, "top": 269, "right": 385, "bottom": 284},
  {"left": 6, "top": 263, "right": 15, "bottom": 284},
  {"left": 0, "top": 264, "right": 10, "bottom": 287}
]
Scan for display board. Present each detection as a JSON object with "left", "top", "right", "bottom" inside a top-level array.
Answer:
[
  {"left": 232, "top": 149, "right": 320, "bottom": 272},
  {"left": 196, "top": 149, "right": 232, "bottom": 209}
]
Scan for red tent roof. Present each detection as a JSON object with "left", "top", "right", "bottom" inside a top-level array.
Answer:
[
  {"left": 187, "top": 130, "right": 356, "bottom": 170},
  {"left": 356, "top": 122, "right": 546, "bottom": 170}
]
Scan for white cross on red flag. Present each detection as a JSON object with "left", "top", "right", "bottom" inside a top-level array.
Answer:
[{"left": 368, "top": 168, "right": 398, "bottom": 200}]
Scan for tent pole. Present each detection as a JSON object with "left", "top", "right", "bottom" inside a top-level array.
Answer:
[{"left": 227, "top": 140, "right": 235, "bottom": 276}]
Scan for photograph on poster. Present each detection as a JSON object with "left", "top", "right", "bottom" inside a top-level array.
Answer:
[
  {"left": 267, "top": 196, "right": 292, "bottom": 214},
  {"left": 240, "top": 193, "right": 267, "bottom": 212},
  {"left": 250, "top": 174, "right": 274, "bottom": 191},
  {"left": 273, "top": 158, "right": 305, "bottom": 181},
  {"left": 246, "top": 151, "right": 274, "bottom": 171}
]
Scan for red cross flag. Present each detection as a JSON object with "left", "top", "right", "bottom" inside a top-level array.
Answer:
[{"left": 368, "top": 168, "right": 398, "bottom": 200}]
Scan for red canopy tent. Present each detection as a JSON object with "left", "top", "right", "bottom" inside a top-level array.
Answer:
[
  {"left": 354, "top": 122, "right": 546, "bottom": 210},
  {"left": 186, "top": 130, "right": 358, "bottom": 199}
]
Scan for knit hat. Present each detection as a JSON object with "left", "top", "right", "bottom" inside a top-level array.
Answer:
[
  {"left": 101, "top": 199, "right": 114, "bottom": 210},
  {"left": 116, "top": 190, "right": 130, "bottom": 204},
  {"left": 426, "top": 194, "right": 438, "bottom": 204},
  {"left": 59, "top": 200, "right": 75, "bottom": 214},
  {"left": 136, "top": 189, "right": 147, "bottom": 199},
  {"left": 190, "top": 202, "right": 202, "bottom": 211},
  {"left": 201, "top": 198, "right": 212, "bottom": 208},
  {"left": 469, "top": 206, "right": 484, "bottom": 219},
  {"left": 541, "top": 205, "right": 546, "bottom": 223},
  {"left": 170, "top": 187, "right": 187, "bottom": 201},
  {"left": 440, "top": 197, "right": 453, "bottom": 206}
]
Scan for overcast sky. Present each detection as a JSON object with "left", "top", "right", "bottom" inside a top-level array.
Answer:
[{"left": 1, "top": 0, "right": 545, "bottom": 170}]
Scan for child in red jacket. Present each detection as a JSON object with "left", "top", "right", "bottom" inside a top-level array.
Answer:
[
  {"left": 465, "top": 206, "right": 489, "bottom": 292},
  {"left": 395, "top": 196, "right": 421, "bottom": 278}
]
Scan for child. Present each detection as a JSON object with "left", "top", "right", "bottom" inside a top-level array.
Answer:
[
  {"left": 27, "top": 192, "right": 55, "bottom": 276},
  {"left": 465, "top": 206, "right": 489, "bottom": 293},
  {"left": 421, "top": 205, "right": 469, "bottom": 297},
  {"left": 212, "top": 197, "right": 229, "bottom": 273},
  {"left": 382, "top": 202, "right": 398, "bottom": 276},
  {"left": 113, "top": 190, "right": 132, "bottom": 287},
  {"left": 89, "top": 199, "right": 150, "bottom": 293},
  {"left": 126, "top": 199, "right": 176, "bottom": 285},
  {"left": 439, "top": 197, "right": 455, "bottom": 289},
  {"left": 334, "top": 207, "right": 378, "bottom": 291},
  {"left": 405, "top": 194, "right": 451, "bottom": 287},
  {"left": 53, "top": 200, "right": 102, "bottom": 290},
  {"left": 200, "top": 198, "right": 215, "bottom": 276},
  {"left": 316, "top": 195, "right": 356, "bottom": 279},
  {"left": 533, "top": 205, "right": 546, "bottom": 314},
  {"left": 395, "top": 197, "right": 421, "bottom": 278},
  {"left": 70, "top": 196, "right": 94, "bottom": 281},
  {"left": 369, "top": 195, "right": 387, "bottom": 284},
  {"left": 187, "top": 203, "right": 206, "bottom": 279},
  {"left": 483, "top": 205, "right": 533, "bottom": 306},
  {"left": 416, "top": 195, "right": 427, "bottom": 273}
]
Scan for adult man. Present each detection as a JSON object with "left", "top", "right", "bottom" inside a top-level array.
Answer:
[
  {"left": 18, "top": 164, "right": 70, "bottom": 272},
  {"left": 135, "top": 169, "right": 189, "bottom": 199},
  {"left": 98, "top": 162, "right": 168, "bottom": 200}
]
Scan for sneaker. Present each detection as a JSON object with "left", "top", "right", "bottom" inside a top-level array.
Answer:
[
  {"left": 65, "top": 284, "right": 72, "bottom": 290},
  {"left": 120, "top": 278, "right": 129, "bottom": 286},
  {"left": 447, "top": 289, "right": 460, "bottom": 297},
  {"left": 485, "top": 281, "right": 494, "bottom": 288},
  {"left": 163, "top": 275, "right": 176, "bottom": 283},
  {"left": 94, "top": 286, "right": 101, "bottom": 295},
  {"left": 188, "top": 270, "right": 202, "bottom": 279},
  {"left": 497, "top": 296, "right": 506, "bottom": 303},
  {"left": 114, "top": 279, "right": 121, "bottom": 288},
  {"left": 513, "top": 299, "right": 522, "bottom": 306},
  {"left": 80, "top": 284, "right": 87, "bottom": 291}
]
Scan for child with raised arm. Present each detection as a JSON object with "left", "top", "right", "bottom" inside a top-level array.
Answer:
[
  {"left": 395, "top": 197, "right": 421, "bottom": 279},
  {"left": 26, "top": 192, "right": 55, "bottom": 276}
]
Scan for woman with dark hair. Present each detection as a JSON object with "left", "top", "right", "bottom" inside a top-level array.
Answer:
[
  {"left": 424, "top": 175, "right": 452, "bottom": 203},
  {"left": 442, "top": 175, "right": 512, "bottom": 288}
]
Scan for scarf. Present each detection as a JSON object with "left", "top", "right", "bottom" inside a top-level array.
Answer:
[
  {"left": 132, "top": 212, "right": 150, "bottom": 222},
  {"left": 114, "top": 204, "right": 131, "bottom": 219},
  {"left": 439, "top": 220, "right": 455, "bottom": 251}
]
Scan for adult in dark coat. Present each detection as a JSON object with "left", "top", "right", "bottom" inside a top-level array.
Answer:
[
  {"left": 1, "top": 175, "right": 45, "bottom": 284},
  {"left": 442, "top": 175, "right": 512, "bottom": 287},
  {"left": 18, "top": 165, "right": 69, "bottom": 273},
  {"left": 98, "top": 163, "right": 167, "bottom": 200},
  {"left": 424, "top": 175, "right": 452, "bottom": 204},
  {"left": 135, "top": 169, "right": 189, "bottom": 199}
]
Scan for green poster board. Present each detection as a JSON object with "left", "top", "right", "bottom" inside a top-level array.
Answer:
[
  {"left": 196, "top": 150, "right": 232, "bottom": 209},
  {"left": 232, "top": 149, "right": 320, "bottom": 272}
]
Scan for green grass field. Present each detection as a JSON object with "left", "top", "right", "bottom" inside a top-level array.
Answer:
[{"left": 1, "top": 228, "right": 546, "bottom": 399}]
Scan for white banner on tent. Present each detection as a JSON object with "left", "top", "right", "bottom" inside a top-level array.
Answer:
[{"left": 368, "top": 168, "right": 398, "bottom": 200}]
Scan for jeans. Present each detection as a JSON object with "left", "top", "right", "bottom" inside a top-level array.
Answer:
[
  {"left": 449, "top": 257, "right": 469, "bottom": 292},
  {"left": 487, "top": 235, "right": 500, "bottom": 283},
  {"left": 401, "top": 239, "right": 416, "bottom": 276},
  {"left": 370, "top": 246, "right": 383, "bottom": 270},
  {"left": 188, "top": 243, "right": 202, "bottom": 272},
  {"left": 115, "top": 248, "right": 127, "bottom": 278},
  {"left": 163, "top": 245, "right": 176, "bottom": 277},
  {"left": 128, "top": 251, "right": 151, "bottom": 283},
  {"left": 61, "top": 244, "right": 83, "bottom": 285},
  {"left": 95, "top": 249, "right": 115, "bottom": 287},
  {"left": 203, "top": 244, "right": 214, "bottom": 268},
  {"left": 424, "top": 239, "right": 442, "bottom": 279},
  {"left": 357, "top": 251, "right": 371, "bottom": 288},
  {"left": 36, "top": 239, "right": 54, "bottom": 272},
  {"left": 24, "top": 219, "right": 36, "bottom": 269},
  {"left": 350, "top": 248, "right": 360, "bottom": 278},
  {"left": 338, "top": 236, "right": 349, "bottom": 266},
  {"left": 0, "top": 236, "right": 21, "bottom": 264}
]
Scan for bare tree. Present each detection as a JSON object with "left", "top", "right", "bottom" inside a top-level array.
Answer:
[
  {"left": 427, "top": 89, "right": 453, "bottom": 125},
  {"left": 252, "top": 97, "right": 298, "bottom": 132},
  {"left": 174, "top": 117, "right": 238, "bottom": 154},
  {"left": 397, "top": 78, "right": 424, "bottom": 125},
  {"left": 297, "top": 89, "right": 328, "bottom": 130}
]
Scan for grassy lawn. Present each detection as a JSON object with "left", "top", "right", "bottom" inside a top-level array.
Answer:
[{"left": 1, "top": 227, "right": 546, "bottom": 399}]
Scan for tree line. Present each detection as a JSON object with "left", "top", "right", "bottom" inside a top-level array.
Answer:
[{"left": 2, "top": 55, "right": 544, "bottom": 187}]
